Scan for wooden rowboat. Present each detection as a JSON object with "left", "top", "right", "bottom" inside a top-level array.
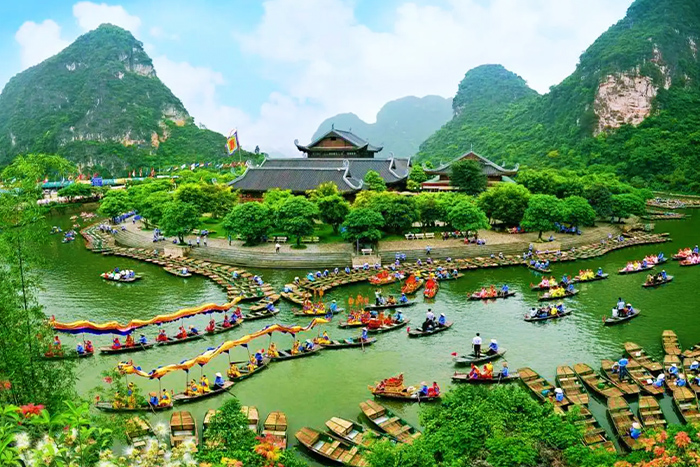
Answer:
[
  {"left": 555, "top": 365, "right": 589, "bottom": 405},
  {"left": 467, "top": 291, "right": 516, "bottom": 301},
  {"left": 401, "top": 277, "right": 424, "bottom": 294},
  {"left": 367, "top": 319, "right": 409, "bottom": 334},
  {"left": 662, "top": 330, "right": 681, "bottom": 356},
  {"left": 229, "top": 359, "right": 270, "bottom": 382},
  {"left": 607, "top": 397, "right": 641, "bottom": 451},
  {"left": 270, "top": 344, "right": 323, "bottom": 361},
  {"left": 518, "top": 367, "right": 570, "bottom": 413},
  {"left": 625, "top": 358, "right": 665, "bottom": 396},
  {"left": 249, "top": 295, "right": 280, "bottom": 312},
  {"left": 292, "top": 307, "right": 344, "bottom": 317},
  {"left": 295, "top": 427, "right": 368, "bottom": 466},
  {"left": 638, "top": 396, "right": 666, "bottom": 429},
  {"left": 624, "top": 342, "right": 663, "bottom": 373},
  {"left": 101, "top": 274, "right": 142, "bottom": 282},
  {"left": 368, "top": 386, "right": 439, "bottom": 402},
  {"left": 99, "top": 343, "right": 154, "bottom": 354},
  {"left": 600, "top": 360, "right": 641, "bottom": 396},
  {"left": 338, "top": 320, "right": 366, "bottom": 329},
  {"left": 572, "top": 273, "right": 608, "bottom": 283},
  {"left": 95, "top": 401, "right": 172, "bottom": 413},
  {"left": 537, "top": 289, "right": 578, "bottom": 301},
  {"left": 680, "top": 260, "right": 700, "bottom": 267},
  {"left": 43, "top": 349, "right": 95, "bottom": 359},
  {"left": 453, "top": 348, "right": 506, "bottom": 366},
  {"left": 170, "top": 411, "right": 198, "bottom": 447},
  {"left": 618, "top": 265, "right": 654, "bottom": 275},
  {"left": 319, "top": 337, "right": 377, "bottom": 349},
  {"left": 125, "top": 416, "right": 153, "bottom": 451},
  {"left": 262, "top": 411, "right": 287, "bottom": 450},
  {"left": 423, "top": 279, "right": 438, "bottom": 299},
  {"left": 603, "top": 309, "right": 640, "bottom": 325},
  {"left": 407, "top": 322, "right": 453, "bottom": 337},
  {"left": 243, "top": 309, "right": 279, "bottom": 321},
  {"left": 642, "top": 276, "right": 673, "bottom": 287},
  {"left": 205, "top": 320, "right": 242, "bottom": 335},
  {"left": 452, "top": 372, "right": 519, "bottom": 384},
  {"left": 572, "top": 363, "right": 624, "bottom": 399},
  {"left": 325, "top": 417, "right": 388, "bottom": 447},
  {"left": 172, "top": 381, "right": 234, "bottom": 403},
  {"left": 203, "top": 408, "right": 219, "bottom": 435},
  {"left": 365, "top": 301, "right": 415, "bottom": 310},
  {"left": 672, "top": 386, "right": 700, "bottom": 424},
  {"left": 241, "top": 406, "right": 259, "bottom": 432},
  {"left": 527, "top": 264, "right": 551, "bottom": 273},
  {"left": 359, "top": 399, "right": 421, "bottom": 444},
  {"left": 164, "top": 267, "right": 192, "bottom": 277},
  {"left": 156, "top": 333, "right": 204, "bottom": 346},
  {"left": 682, "top": 357, "right": 700, "bottom": 395}
]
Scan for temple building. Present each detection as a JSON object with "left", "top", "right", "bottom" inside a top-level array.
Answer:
[
  {"left": 229, "top": 128, "right": 410, "bottom": 198},
  {"left": 421, "top": 151, "right": 519, "bottom": 191}
]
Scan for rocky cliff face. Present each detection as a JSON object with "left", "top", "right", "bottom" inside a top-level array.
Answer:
[{"left": 594, "top": 74, "right": 658, "bottom": 134}]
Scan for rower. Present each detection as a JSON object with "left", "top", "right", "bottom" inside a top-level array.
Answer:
[
  {"left": 438, "top": 313, "right": 446, "bottom": 327},
  {"left": 597, "top": 267, "right": 604, "bottom": 276},
  {"left": 661, "top": 270, "right": 667, "bottom": 280},
  {"left": 625, "top": 303, "right": 634, "bottom": 315},
  {"left": 213, "top": 372, "right": 225, "bottom": 389},
  {"left": 188, "top": 325, "right": 199, "bottom": 336},
  {"left": 399, "top": 293, "right": 408, "bottom": 304},
  {"left": 138, "top": 334, "right": 148, "bottom": 345},
  {"left": 617, "top": 297, "right": 625, "bottom": 312},
  {"left": 676, "top": 373, "right": 687, "bottom": 387},
  {"left": 395, "top": 311, "right": 404, "bottom": 323},
  {"left": 472, "top": 333, "right": 482, "bottom": 357},
  {"left": 265, "top": 302, "right": 275, "bottom": 313},
  {"left": 500, "top": 362, "right": 509, "bottom": 377},
  {"left": 125, "top": 334, "right": 134, "bottom": 347},
  {"left": 690, "top": 361, "right": 700, "bottom": 373},
  {"left": 329, "top": 300, "right": 338, "bottom": 313},
  {"left": 488, "top": 339, "right": 498, "bottom": 354},
  {"left": 76, "top": 342, "right": 85, "bottom": 354},
  {"left": 361, "top": 327, "right": 369, "bottom": 342},
  {"left": 669, "top": 363, "right": 679, "bottom": 378},
  {"left": 629, "top": 422, "right": 642, "bottom": 440},
  {"left": 566, "top": 283, "right": 575, "bottom": 293},
  {"left": 149, "top": 392, "right": 159, "bottom": 407},
  {"left": 254, "top": 349, "right": 265, "bottom": 366},
  {"left": 618, "top": 356, "right": 630, "bottom": 382},
  {"left": 501, "top": 284, "right": 509, "bottom": 295},
  {"left": 561, "top": 275, "right": 569, "bottom": 285},
  {"left": 554, "top": 387, "right": 564, "bottom": 402},
  {"left": 652, "top": 374, "right": 665, "bottom": 388},
  {"left": 694, "top": 245, "right": 699, "bottom": 254}
]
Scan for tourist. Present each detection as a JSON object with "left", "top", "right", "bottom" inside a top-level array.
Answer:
[
  {"left": 472, "top": 332, "right": 482, "bottom": 357},
  {"left": 618, "top": 356, "right": 630, "bottom": 381},
  {"left": 468, "top": 363, "right": 481, "bottom": 379},
  {"left": 156, "top": 329, "right": 168, "bottom": 342},
  {"left": 76, "top": 342, "right": 85, "bottom": 355},
  {"left": 200, "top": 375, "right": 211, "bottom": 393},
  {"left": 196, "top": 236, "right": 201, "bottom": 247},
  {"left": 85, "top": 340, "right": 94, "bottom": 353},
  {"left": 206, "top": 319, "right": 216, "bottom": 333},
  {"left": 112, "top": 337, "right": 122, "bottom": 349},
  {"left": 176, "top": 326, "right": 188, "bottom": 339}
]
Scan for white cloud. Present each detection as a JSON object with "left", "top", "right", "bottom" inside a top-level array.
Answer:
[
  {"left": 73, "top": 1, "right": 142, "bottom": 33},
  {"left": 149, "top": 26, "right": 179, "bottom": 41},
  {"left": 15, "top": 20, "right": 70, "bottom": 69}
]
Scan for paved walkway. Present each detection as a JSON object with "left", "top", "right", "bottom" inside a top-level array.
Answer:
[{"left": 110, "top": 221, "right": 621, "bottom": 269}]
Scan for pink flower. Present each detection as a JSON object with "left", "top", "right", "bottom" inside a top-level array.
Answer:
[
  {"left": 675, "top": 431, "right": 691, "bottom": 449},
  {"left": 18, "top": 404, "right": 44, "bottom": 418},
  {"left": 103, "top": 376, "right": 113, "bottom": 384}
]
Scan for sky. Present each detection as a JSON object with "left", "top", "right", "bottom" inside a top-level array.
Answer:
[{"left": 0, "top": 0, "right": 635, "bottom": 156}]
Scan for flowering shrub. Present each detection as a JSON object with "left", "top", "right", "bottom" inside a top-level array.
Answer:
[{"left": 613, "top": 425, "right": 700, "bottom": 467}]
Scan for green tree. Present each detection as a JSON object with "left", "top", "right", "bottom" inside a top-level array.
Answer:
[
  {"left": 447, "top": 199, "right": 489, "bottom": 238},
  {"left": 57, "top": 183, "right": 95, "bottom": 199},
  {"left": 262, "top": 188, "right": 293, "bottom": 226},
  {"left": 97, "top": 193, "right": 130, "bottom": 221},
  {"left": 517, "top": 169, "right": 558, "bottom": 195},
  {"left": 306, "top": 181, "right": 340, "bottom": 201},
  {"left": 562, "top": 196, "right": 596, "bottom": 227},
  {"left": 277, "top": 196, "right": 318, "bottom": 247},
  {"left": 611, "top": 193, "right": 646, "bottom": 223},
  {"left": 450, "top": 159, "right": 487, "bottom": 195},
  {"left": 341, "top": 208, "right": 385, "bottom": 247},
  {"left": 364, "top": 170, "right": 387, "bottom": 192},
  {"left": 415, "top": 193, "right": 448, "bottom": 228},
  {"left": 201, "top": 184, "right": 238, "bottom": 219},
  {"left": 521, "top": 194, "right": 563, "bottom": 240},
  {"left": 316, "top": 194, "right": 350, "bottom": 234},
  {"left": 408, "top": 164, "right": 428, "bottom": 185},
  {"left": 477, "top": 183, "right": 531, "bottom": 225},
  {"left": 222, "top": 202, "right": 271, "bottom": 245},
  {"left": 365, "top": 192, "right": 419, "bottom": 233},
  {"left": 140, "top": 191, "right": 173, "bottom": 227},
  {"left": 174, "top": 183, "right": 209, "bottom": 214},
  {"left": 584, "top": 184, "right": 614, "bottom": 219},
  {"left": 160, "top": 201, "right": 200, "bottom": 243},
  {"left": 2, "top": 154, "right": 74, "bottom": 187}
]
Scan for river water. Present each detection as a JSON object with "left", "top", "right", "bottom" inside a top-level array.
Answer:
[{"left": 40, "top": 210, "right": 700, "bottom": 460}]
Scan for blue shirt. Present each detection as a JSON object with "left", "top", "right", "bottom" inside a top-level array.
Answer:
[
  {"left": 501, "top": 285, "right": 508, "bottom": 292},
  {"left": 76, "top": 344, "right": 84, "bottom": 353},
  {"left": 501, "top": 367, "right": 509, "bottom": 377},
  {"left": 361, "top": 329, "right": 368, "bottom": 340},
  {"left": 138, "top": 336, "right": 147, "bottom": 344},
  {"left": 438, "top": 316, "right": 446, "bottom": 325},
  {"left": 618, "top": 358, "right": 628, "bottom": 368},
  {"left": 330, "top": 303, "right": 337, "bottom": 312}
]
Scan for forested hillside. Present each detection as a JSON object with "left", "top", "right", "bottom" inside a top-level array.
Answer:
[{"left": 418, "top": 0, "right": 700, "bottom": 192}]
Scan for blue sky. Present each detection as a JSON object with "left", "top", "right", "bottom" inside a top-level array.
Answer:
[{"left": 0, "top": 0, "right": 634, "bottom": 155}]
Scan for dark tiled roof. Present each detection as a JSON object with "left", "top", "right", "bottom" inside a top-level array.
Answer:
[
  {"left": 297, "top": 129, "right": 382, "bottom": 152},
  {"left": 228, "top": 157, "right": 411, "bottom": 193},
  {"left": 424, "top": 151, "right": 519, "bottom": 176}
]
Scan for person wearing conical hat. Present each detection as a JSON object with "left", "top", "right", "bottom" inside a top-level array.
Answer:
[{"left": 629, "top": 422, "right": 642, "bottom": 439}]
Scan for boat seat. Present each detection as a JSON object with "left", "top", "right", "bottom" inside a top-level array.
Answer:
[
  {"left": 395, "top": 425, "right": 413, "bottom": 435},
  {"left": 374, "top": 415, "right": 389, "bottom": 424},
  {"left": 313, "top": 440, "right": 325, "bottom": 450},
  {"left": 385, "top": 416, "right": 400, "bottom": 425}
]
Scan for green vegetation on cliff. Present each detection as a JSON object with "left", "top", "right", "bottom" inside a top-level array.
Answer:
[{"left": 417, "top": 0, "right": 700, "bottom": 191}]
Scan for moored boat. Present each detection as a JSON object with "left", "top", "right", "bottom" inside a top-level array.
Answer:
[
  {"left": 325, "top": 417, "right": 387, "bottom": 447},
  {"left": 600, "top": 360, "right": 641, "bottom": 396},
  {"left": 662, "top": 330, "right": 681, "bottom": 356},
  {"left": 672, "top": 386, "right": 700, "bottom": 424},
  {"left": 125, "top": 416, "right": 153, "bottom": 452},
  {"left": 98, "top": 342, "right": 154, "bottom": 355},
  {"left": 606, "top": 397, "right": 641, "bottom": 451},
  {"left": 638, "top": 396, "right": 666, "bottom": 429},
  {"left": 626, "top": 358, "right": 665, "bottom": 396},
  {"left": 172, "top": 381, "right": 234, "bottom": 403},
  {"left": 624, "top": 342, "right": 663, "bottom": 373},
  {"left": 95, "top": 401, "right": 172, "bottom": 413},
  {"left": 573, "top": 363, "right": 624, "bottom": 399},
  {"left": 406, "top": 322, "right": 453, "bottom": 337},
  {"left": 243, "top": 309, "right": 279, "bottom": 321},
  {"left": 295, "top": 427, "right": 368, "bottom": 466},
  {"left": 228, "top": 358, "right": 270, "bottom": 382},
  {"left": 319, "top": 337, "right": 377, "bottom": 349},
  {"left": 683, "top": 357, "right": 700, "bottom": 395},
  {"left": 170, "top": 411, "right": 198, "bottom": 447},
  {"left": 262, "top": 411, "right": 287, "bottom": 450},
  {"left": 555, "top": 365, "right": 589, "bottom": 406},
  {"left": 518, "top": 367, "right": 570, "bottom": 413},
  {"left": 241, "top": 406, "right": 259, "bottom": 432},
  {"left": 453, "top": 348, "right": 506, "bottom": 366},
  {"left": 359, "top": 399, "right": 421, "bottom": 444}
]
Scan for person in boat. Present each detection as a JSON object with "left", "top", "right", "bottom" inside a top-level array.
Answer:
[
  {"left": 428, "top": 382, "right": 440, "bottom": 397},
  {"left": 303, "top": 339, "right": 314, "bottom": 351},
  {"left": 317, "top": 331, "right": 331, "bottom": 345},
  {"left": 669, "top": 363, "right": 679, "bottom": 379},
  {"left": 126, "top": 382, "right": 136, "bottom": 408},
  {"left": 438, "top": 313, "right": 447, "bottom": 327},
  {"left": 676, "top": 373, "right": 687, "bottom": 387},
  {"left": 213, "top": 372, "right": 225, "bottom": 389},
  {"left": 138, "top": 334, "right": 147, "bottom": 345},
  {"left": 690, "top": 361, "right": 700, "bottom": 374},
  {"left": 500, "top": 284, "right": 509, "bottom": 296},
  {"left": 383, "top": 312, "right": 394, "bottom": 326},
  {"left": 149, "top": 391, "right": 159, "bottom": 407},
  {"left": 646, "top": 273, "right": 655, "bottom": 285},
  {"left": 625, "top": 303, "right": 635, "bottom": 315},
  {"left": 472, "top": 333, "right": 482, "bottom": 357},
  {"left": 176, "top": 326, "right": 188, "bottom": 339},
  {"left": 113, "top": 391, "right": 125, "bottom": 409},
  {"left": 76, "top": 342, "right": 85, "bottom": 355},
  {"left": 387, "top": 295, "right": 397, "bottom": 305},
  {"left": 617, "top": 297, "right": 625, "bottom": 312},
  {"left": 618, "top": 356, "right": 630, "bottom": 382},
  {"left": 395, "top": 311, "right": 404, "bottom": 323},
  {"left": 661, "top": 270, "right": 667, "bottom": 280},
  {"left": 206, "top": 319, "right": 216, "bottom": 333},
  {"left": 488, "top": 339, "right": 498, "bottom": 354},
  {"left": 329, "top": 300, "right": 338, "bottom": 314},
  {"left": 159, "top": 389, "right": 172, "bottom": 407},
  {"left": 554, "top": 387, "right": 564, "bottom": 402},
  {"left": 200, "top": 375, "right": 211, "bottom": 393},
  {"left": 254, "top": 350, "right": 265, "bottom": 366},
  {"left": 549, "top": 306, "right": 558, "bottom": 317},
  {"left": 566, "top": 283, "right": 575, "bottom": 293},
  {"left": 222, "top": 315, "right": 232, "bottom": 328},
  {"left": 85, "top": 340, "right": 94, "bottom": 353},
  {"left": 561, "top": 275, "right": 569, "bottom": 286},
  {"left": 499, "top": 362, "right": 510, "bottom": 378},
  {"left": 596, "top": 267, "right": 604, "bottom": 277},
  {"left": 112, "top": 337, "right": 122, "bottom": 350},
  {"left": 641, "top": 259, "right": 648, "bottom": 268},
  {"left": 291, "top": 340, "right": 301, "bottom": 355},
  {"left": 422, "top": 316, "right": 435, "bottom": 332},
  {"left": 529, "top": 307, "right": 538, "bottom": 319},
  {"left": 52, "top": 335, "right": 62, "bottom": 354},
  {"left": 156, "top": 329, "right": 168, "bottom": 342},
  {"left": 188, "top": 325, "right": 199, "bottom": 336},
  {"left": 468, "top": 363, "right": 481, "bottom": 379},
  {"left": 234, "top": 307, "right": 243, "bottom": 320},
  {"left": 266, "top": 342, "right": 279, "bottom": 358},
  {"left": 187, "top": 379, "right": 200, "bottom": 396},
  {"left": 418, "top": 382, "right": 429, "bottom": 397},
  {"left": 124, "top": 335, "right": 135, "bottom": 350},
  {"left": 483, "top": 362, "right": 493, "bottom": 379},
  {"left": 652, "top": 373, "right": 665, "bottom": 388}
]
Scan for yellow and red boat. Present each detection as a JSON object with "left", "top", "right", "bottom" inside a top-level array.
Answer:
[
  {"left": 401, "top": 275, "right": 424, "bottom": 294},
  {"left": 369, "top": 270, "right": 399, "bottom": 286},
  {"left": 423, "top": 278, "right": 438, "bottom": 299}
]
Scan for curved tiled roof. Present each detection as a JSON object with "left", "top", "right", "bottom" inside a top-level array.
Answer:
[
  {"left": 295, "top": 128, "right": 382, "bottom": 152},
  {"left": 424, "top": 151, "right": 518, "bottom": 176}
]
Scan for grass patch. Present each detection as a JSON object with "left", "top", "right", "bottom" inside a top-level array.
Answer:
[{"left": 290, "top": 244, "right": 307, "bottom": 250}]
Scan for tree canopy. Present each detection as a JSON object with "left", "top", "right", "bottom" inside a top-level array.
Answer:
[
  {"left": 316, "top": 194, "right": 351, "bottom": 234},
  {"left": 276, "top": 196, "right": 318, "bottom": 246},
  {"left": 478, "top": 183, "right": 531, "bottom": 225},
  {"left": 364, "top": 170, "right": 387, "bottom": 192},
  {"left": 222, "top": 202, "right": 271, "bottom": 245},
  {"left": 521, "top": 194, "right": 563, "bottom": 239},
  {"left": 447, "top": 199, "right": 489, "bottom": 237},
  {"left": 341, "top": 208, "right": 385, "bottom": 246},
  {"left": 450, "top": 159, "right": 487, "bottom": 195},
  {"left": 160, "top": 200, "right": 200, "bottom": 242}
]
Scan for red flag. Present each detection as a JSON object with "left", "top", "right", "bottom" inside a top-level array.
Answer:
[{"left": 450, "top": 352, "right": 457, "bottom": 356}]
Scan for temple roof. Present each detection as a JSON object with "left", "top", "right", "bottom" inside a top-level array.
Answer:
[
  {"left": 228, "top": 157, "right": 410, "bottom": 193},
  {"left": 424, "top": 151, "right": 519, "bottom": 176},
  {"left": 295, "top": 128, "right": 383, "bottom": 153}
]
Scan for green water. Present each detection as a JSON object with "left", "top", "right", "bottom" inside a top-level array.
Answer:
[{"left": 41, "top": 211, "right": 700, "bottom": 460}]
